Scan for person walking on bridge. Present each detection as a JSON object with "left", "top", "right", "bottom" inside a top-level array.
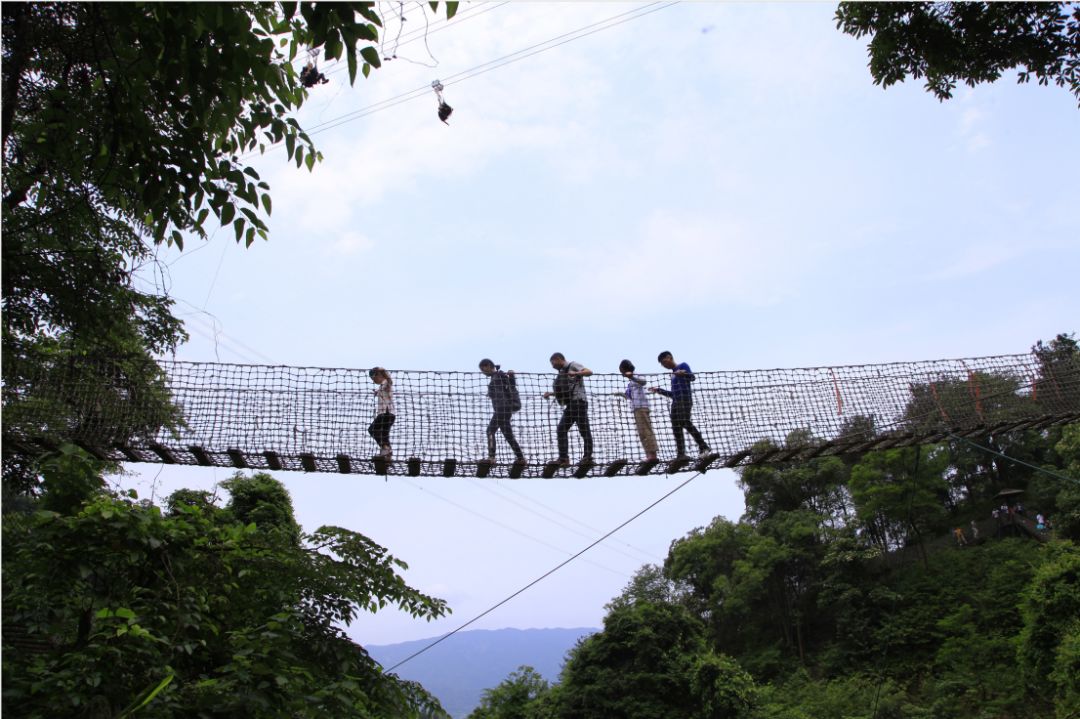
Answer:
[
  {"left": 368, "top": 367, "right": 395, "bottom": 461},
  {"left": 479, "top": 359, "right": 526, "bottom": 465},
  {"left": 618, "top": 359, "right": 658, "bottom": 462},
  {"left": 650, "top": 351, "right": 711, "bottom": 460},
  {"left": 543, "top": 353, "right": 594, "bottom": 467}
]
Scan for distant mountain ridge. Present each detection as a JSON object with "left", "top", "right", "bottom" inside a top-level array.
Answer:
[{"left": 366, "top": 627, "right": 596, "bottom": 718}]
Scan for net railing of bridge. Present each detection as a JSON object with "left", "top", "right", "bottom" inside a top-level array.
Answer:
[{"left": 3, "top": 352, "right": 1078, "bottom": 479}]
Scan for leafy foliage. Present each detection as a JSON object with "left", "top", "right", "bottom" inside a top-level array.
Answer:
[
  {"left": 1, "top": 2, "right": 456, "bottom": 495},
  {"left": 836, "top": 2, "right": 1080, "bottom": 103},
  {"left": 2, "top": 461, "right": 450, "bottom": 718},
  {"left": 467, "top": 665, "right": 552, "bottom": 719}
]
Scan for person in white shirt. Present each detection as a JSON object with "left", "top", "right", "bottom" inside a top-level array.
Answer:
[
  {"left": 618, "top": 359, "right": 658, "bottom": 462},
  {"left": 368, "top": 367, "right": 395, "bottom": 460}
]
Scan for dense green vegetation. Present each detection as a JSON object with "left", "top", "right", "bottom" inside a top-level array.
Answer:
[
  {"left": 469, "top": 338, "right": 1080, "bottom": 719},
  {"left": 3, "top": 458, "right": 451, "bottom": 717}
]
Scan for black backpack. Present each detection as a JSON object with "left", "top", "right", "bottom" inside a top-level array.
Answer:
[
  {"left": 552, "top": 368, "right": 575, "bottom": 406},
  {"left": 504, "top": 372, "right": 522, "bottom": 413}
]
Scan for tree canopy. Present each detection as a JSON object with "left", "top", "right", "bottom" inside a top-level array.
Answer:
[
  {"left": 1, "top": 1, "right": 455, "bottom": 494},
  {"left": 836, "top": 2, "right": 1080, "bottom": 103},
  {"left": 3, "top": 463, "right": 450, "bottom": 717}
]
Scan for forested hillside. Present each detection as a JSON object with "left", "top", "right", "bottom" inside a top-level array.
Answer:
[{"left": 468, "top": 337, "right": 1080, "bottom": 719}]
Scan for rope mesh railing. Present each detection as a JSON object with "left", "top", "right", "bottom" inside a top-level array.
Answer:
[{"left": 3, "top": 352, "right": 1078, "bottom": 478}]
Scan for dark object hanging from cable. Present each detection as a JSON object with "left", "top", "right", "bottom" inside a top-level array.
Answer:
[
  {"left": 300, "top": 62, "right": 328, "bottom": 88},
  {"left": 432, "top": 80, "right": 453, "bottom": 125}
]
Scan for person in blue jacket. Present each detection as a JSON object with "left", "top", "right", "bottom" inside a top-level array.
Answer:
[{"left": 649, "top": 351, "right": 711, "bottom": 460}]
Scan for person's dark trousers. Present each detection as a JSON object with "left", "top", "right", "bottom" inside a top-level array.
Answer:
[
  {"left": 487, "top": 410, "right": 524, "bottom": 460},
  {"left": 670, "top": 399, "right": 706, "bottom": 457},
  {"left": 556, "top": 399, "right": 593, "bottom": 460},
  {"left": 368, "top": 412, "right": 396, "bottom": 448}
]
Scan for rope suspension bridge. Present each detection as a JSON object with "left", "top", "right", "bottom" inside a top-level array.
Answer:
[{"left": 4, "top": 351, "right": 1078, "bottom": 479}]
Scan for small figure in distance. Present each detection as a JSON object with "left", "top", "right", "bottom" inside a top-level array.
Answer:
[
  {"left": 368, "top": 367, "right": 395, "bottom": 461},
  {"left": 543, "top": 352, "right": 594, "bottom": 468},
  {"left": 617, "top": 359, "right": 658, "bottom": 462},
  {"left": 479, "top": 359, "right": 526, "bottom": 465},
  {"left": 650, "top": 351, "right": 711, "bottom": 460}
]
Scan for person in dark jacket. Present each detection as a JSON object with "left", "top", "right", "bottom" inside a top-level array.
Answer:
[
  {"left": 479, "top": 359, "right": 526, "bottom": 464},
  {"left": 649, "top": 351, "right": 710, "bottom": 460}
]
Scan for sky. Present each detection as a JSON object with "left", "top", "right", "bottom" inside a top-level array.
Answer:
[{"left": 121, "top": 2, "right": 1080, "bottom": 652}]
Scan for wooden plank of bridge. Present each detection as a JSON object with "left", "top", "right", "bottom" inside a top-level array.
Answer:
[
  {"left": 693, "top": 452, "right": 719, "bottom": 473},
  {"left": 723, "top": 449, "right": 752, "bottom": 468},
  {"left": 113, "top": 444, "right": 143, "bottom": 463},
  {"left": 665, "top": 457, "right": 690, "bottom": 474},
  {"left": 189, "top": 445, "right": 214, "bottom": 467},
  {"left": 227, "top": 448, "right": 248, "bottom": 469},
  {"left": 336, "top": 454, "right": 351, "bottom": 474},
  {"left": 541, "top": 461, "right": 561, "bottom": 479},
  {"left": 149, "top": 443, "right": 177, "bottom": 464},
  {"left": 264, "top": 451, "right": 283, "bottom": 470},
  {"left": 635, "top": 458, "right": 659, "bottom": 476},
  {"left": 603, "top": 459, "right": 627, "bottom": 477},
  {"left": 372, "top": 455, "right": 388, "bottom": 476},
  {"left": 442, "top": 458, "right": 457, "bottom": 477},
  {"left": 476, "top": 459, "right": 493, "bottom": 478},
  {"left": 74, "top": 441, "right": 109, "bottom": 461},
  {"left": 508, "top": 460, "right": 527, "bottom": 479},
  {"left": 300, "top": 453, "right": 317, "bottom": 473},
  {"left": 573, "top": 458, "right": 595, "bottom": 479},
  {"left": 407, "top": 457, "right": 422, "bottom": 476}
]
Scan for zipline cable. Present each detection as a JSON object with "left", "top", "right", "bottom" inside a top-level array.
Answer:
[
  {"left": 402, "top": 478, "right": 632, "bottom": 579},
  {"left": 243, "top": 1, "right": 677, "bottom": 160},
  {"left": 385, "top": 469, "right": 703, "bottom": 673},
  {"left": 309, "top": 2, "right": 678, "bottom": 137},
  {"left": 467, "top": 478, "right": 664, "bottom": 565}
]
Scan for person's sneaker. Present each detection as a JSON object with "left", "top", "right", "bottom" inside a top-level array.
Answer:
[
  {"left": 645, "top": 452, "right": 658, "bottom": 462},
  {"left": 580, "top": 456, "right": 594, "bottom": 466},
  {"left": 698, "top": 447, "right": 713, "bottom": 459},
  {"left": 674, "top": 454, "right": 689, "bottom": 462},
  {"left": 556, "top": 458, "right": 571, "bottom": 468},
  {"left": 513, "top": 456, "right": 527, "bottom": 465}
]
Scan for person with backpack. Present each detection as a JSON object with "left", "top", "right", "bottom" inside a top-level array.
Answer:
[
  {"left": 542, "top": 352, "right": 594, "bottom": 467},
  {"left": 649, "top": 351, "right": 711, "bottom": 460},
  {"left": 617, "top": 359, "right": 658, "bottom": 462},
  {"left": 479, "top": 358, "right": 526, "bottom": 465}
]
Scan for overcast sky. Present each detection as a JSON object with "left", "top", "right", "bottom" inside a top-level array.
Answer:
[{"left": 123, "top": 2, "right": 1079, "bottom": 652}]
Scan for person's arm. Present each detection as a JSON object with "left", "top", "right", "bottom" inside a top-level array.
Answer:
[
  {"left": 629, "top": 373, "right": 647, "bottom": 385},
  {"left": 567, "top": 362, "right": 592, "bottom": 378},
  {"left": 649, "top": 386, "right": 672, "bottom": 398}
]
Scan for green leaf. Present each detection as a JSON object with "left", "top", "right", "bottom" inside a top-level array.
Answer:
[
  {"left": 346, "top": 46, "right": 358, "bottom": 84},
  {"left": 220, "top": 202, "right": 236, "bottom": 226},
  {"left": 360, "top": 45, "right": 381, "bottom": 69}
]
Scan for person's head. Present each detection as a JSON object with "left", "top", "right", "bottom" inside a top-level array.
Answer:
[
  {"left": 550, "top": 352, "right": 566, "bottom": 370},
  {"left": 369, "top": 367, "right": 388, "bottom": 383},
  {"left": 619, "top": 359, "right": 635, "bottom": 374},
  {"left": 478, "top": 358, "right": 496, "bottom": 376},
  {"left": 657, "top": 351, "right": 676, "bottom": 370}
]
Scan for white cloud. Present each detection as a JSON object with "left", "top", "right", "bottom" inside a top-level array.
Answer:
[{"left": 325, "top": 232, "right": 375, "bottom": 257}]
